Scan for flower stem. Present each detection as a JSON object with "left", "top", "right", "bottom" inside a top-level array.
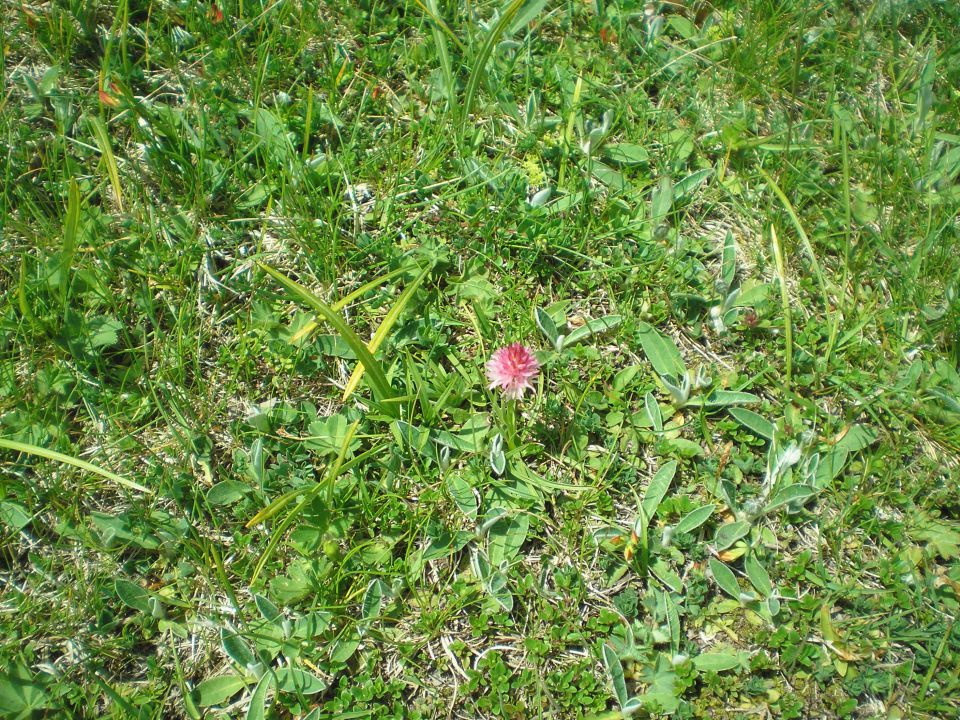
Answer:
[{"left": 505, "top": 399, "right": 518, "bottom": 451}]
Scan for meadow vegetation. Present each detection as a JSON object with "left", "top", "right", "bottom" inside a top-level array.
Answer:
[{"left": 2, "top": 0, "right": 959, "bottom": 717}]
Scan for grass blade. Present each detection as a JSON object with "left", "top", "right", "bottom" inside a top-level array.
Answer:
[
  {"left": 461, "top": 0, "right": 530, "bottom": 130},
  {"left": 342, "top": 264, "right": 430, "bottom": 401},
  {"left": 60, "top": 178, "right": 81, "bottom": 309},
  {"left": 424, "top": 0, "right": 456, "bottom": 110},
  {"left": 88, "top": 116, "right": 124, "bottom": 211},
  {"left": 289, "top": 266, "right": 410, "bottom": 343},
  {"left": 249, "top": 420, "right": 360, "bottom": 585},
  {"left": 770, "top": 226, "right": 793, "bottom": 390},
  {"left": 0, "top": 438, "right": 150, "bottom": 494},
  {"left": 759, "top": 167, "right": 827, "bottom": 308},
  {"left": 258, "top": 262, "right": 396, "bottom": 408}
]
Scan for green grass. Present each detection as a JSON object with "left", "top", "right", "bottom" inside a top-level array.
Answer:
[{"left": 2, "top": 0, "right": 960, "bottom": 718}]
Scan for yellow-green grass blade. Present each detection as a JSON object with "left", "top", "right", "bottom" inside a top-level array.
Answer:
[
  {"left": 288, "top": 266, "right": 409, "bottom": 344},
  {"left": 60, "top": 178, "right": 81, "bottom": 310},
  {"left": 411, "top": 0, "right": 467, "bottom": 53},
  {"left": 758, "top": 167, "right": 828, "bottom": 306},
  {"left": 88, "top": 116, "right": 124, "bottom": 212},
  {"left": 0, "top": 438, "right": 151, "bottom": 494},
  {"left": 258, "top": 262, "right": 396, "bottom": 408},
  {"left": 770, "top": 225, "right": 793, "bottom": 390},
  {"left": 342, "top": 264, "right": 430, "bottom": 402}
]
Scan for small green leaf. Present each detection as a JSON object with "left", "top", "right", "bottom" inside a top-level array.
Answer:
[
  {"left": 115, "top": 579, "right": 151, "bottom": 614},
  {"left": 328, "top": 633, "right": 360, "bottom": 664},
  {"left": 676, "top": 504, "right": 715, "bottom": 534},
  {"left": 744, "top": 554, "right": 773, "bottom": 597},
  {"left": 535, "top": 306, "right": 560, "bottom": 348},
  {"left": 602, "top": 644, "right": 629, "bottom": 708},
  {"left": 721, "top": 231, "right": 736, "bottom": 291},
  {"left": 713, "top": 521, "right": 751, "bottom": 551},
  {"left": 207, "top": 480, "right": 250, "bottom": 506},
  {"left": 489, "top": 434, "right": 506, "bottom": 476},
  {"left": 764, "top": 484, "right": 817, "bottom": 512},
  {"left": 245, "top": 674, "right": 274, "bottom": 720},
  {"left": 361, "top": 579, "right": 390, "bottom": 624},
  {"left": 686, "top": 390, "right": 761, "bottom": 408},
  {"left": 637, "top": 322, "right": 686, "bottom": 378},
  {"left": 603, "top": 142, "right": 650, "bottom": 166},
  {"left": 642, "top": 461, "right": 678, "bottom": 522},
  {"left": 88, "top": 316, "right": 122, "bottom": 349},
  {"left": 730, "top": 408, "right": 775, "bottom": 440},
  {"left": 488, "top": 513, "right": 529, "bottom": 566},
  {"left": 651, "top": 175, "right": 674, "bottom": 221},
  {"left": 191, "top": 675, "right": 246, "bottom": 707},
  {"left": 446, "top": 473, "right": 478, "bottom": 520},
  {"left": 645, "top": 392, "right": 663, "bottom": 433},
  {"left": 674, "top": 168, "right": 713, "bottom": 200},
  {"left": 222, "top": 628, "right": 256, "bottom": 669},
  {"left": 708, "top": 558, "right": 741, "bottom": 600},
  {"left": 834, "top": 424, "right": 876, "bottom": 453},
  {"left": 564, "top": 315, "right": 622, "bottom": 347},
  {"left": 0, "top": 501, "right": 32, "bottom": 530},
  {"left": 274, "top": 667, "right": 326, "bottom": 695},
  {"left": 254, "top": 594, "right": 282, "bottom": 623},
  {"left": 693, "top": 652, "right": 742, "bottom": 672}
]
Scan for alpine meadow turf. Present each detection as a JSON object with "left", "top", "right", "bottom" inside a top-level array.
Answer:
[{"left": 2, "top": 1, "right": 960, "bottom": 718}]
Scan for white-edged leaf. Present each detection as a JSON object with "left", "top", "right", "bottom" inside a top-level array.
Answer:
[
  {"left": 721, "top": 231, "right": 736, "bottom": 290},
  {"left": 708, "top": 558, "right": 741, "bottom": 600},
  {"left": 274, "top": 667, "right": 326, "bottom": 695},
  {"left": 637, "top": 322, "right": 686, "bottom": 378},
  {"left": 641, "top": 461, "right": 678, "bottom": 521},
  {"left": 676, "top": 504, "right": 715, "bottom": 534},
  {"left": 693, "top": 652, "right": 742, "bottom": 672},
  {"left": 446, "top": 473, "right": 478, "bottom": 520},
  {"left": 115, "top": 579, "right": 151, "bottom": 614},
  {"left": 603, "top": 142, "right": 650, "bottom": 166},
  {"left": 191, "top": 675, "right": 246, "bottom": 707},
  {"left": 645, "top": 392, "right": 663, "bottom": 432},
  {"left": 361, "top": 579, "right": 390, "bottom": 624},
  {"left": 713, "top": 521, "right": 751, "bottom": 551},
  {"left": 221, "top": 628, "right": 256, "bottom": 669},
  {"left": 687, "top": 390, "right": 761, "bottom": 408},
  {"left": 764, "top": 484, "right": 818, "bottom": 512},
  {"left": 602, "top": 644, "right": 629, "bottom": 708},
  {"left": 564, "top": 315, "right": 622, "bottom": 347},
  {"left": 744, "top": 554, "right": 772, "bottom": 597},
  {"left": 245, "top": 673, "right": 274, "bottom": 720},
  {"left": 489, "top": 433, "right": 506, "bottom": 476},
  {"left": 651, "top": 175, "right": 673, "bottom": 220},
  {"left": 254, "top": 594, "right": 281, "bottom": 623},
  {"left": 730, "top": 408, "right": 775, "bottom": 440},
  {"left": 488, "top": 513, "right": 529, "bottom": 567},
  {"left": 535, "top": 306, "right": 560, "bottom": 347},
  {"left": 674, "top": 168, "right": 713, "bottom": 200}
]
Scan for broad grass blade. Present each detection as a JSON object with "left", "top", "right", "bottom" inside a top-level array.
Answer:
[
  {"left": 0, "top": 438, "right": 150, "bottom": 494},
  {"left": 342, "top": 265, "right": 430, "bottom": 401},
  {"left": 258, "top": 262, "right": 396, "bottom": 408}
]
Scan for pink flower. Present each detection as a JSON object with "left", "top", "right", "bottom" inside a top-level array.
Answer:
[{"left": 486, "top": 343, "right": 540, "bottom": 400}]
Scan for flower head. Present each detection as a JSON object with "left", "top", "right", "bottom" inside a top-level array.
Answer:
[{"left": 486, "top": 343, "right": 540, "bottom": 400}]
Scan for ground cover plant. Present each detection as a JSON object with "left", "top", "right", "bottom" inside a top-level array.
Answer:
[{"left": 2, "top": 0, "right": 960, "bottom": 717}]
